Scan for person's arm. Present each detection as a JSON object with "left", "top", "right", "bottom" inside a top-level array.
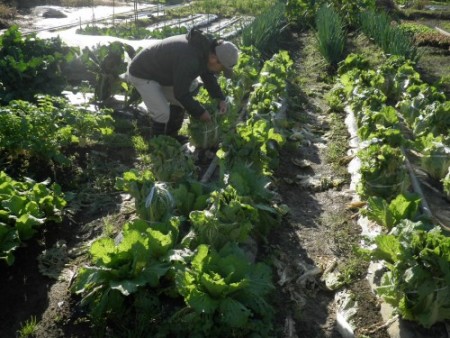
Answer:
[
  {"left": 200, "top": 72, "right": 225, "bottom": 101},
  {"left": 201, "top": 72, "right": 228, "bottom": 114},
  {"left": 173, "top": 60, "right": 206, "bottom": 119}
]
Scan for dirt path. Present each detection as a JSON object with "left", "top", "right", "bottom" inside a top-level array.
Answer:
[{"left": 265, "top": 32, "right": 390, "bottom": 338}]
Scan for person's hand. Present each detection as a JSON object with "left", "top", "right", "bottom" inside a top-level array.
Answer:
[
  {"left": 198, "top": 111, "right": 212, "bottom": 123},
  {"left": 218, "top": 100, "right": 227, "bottom": 115}
]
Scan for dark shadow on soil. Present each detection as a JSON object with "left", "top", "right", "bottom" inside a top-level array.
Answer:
[
  {"left": 0, "top": 110, "right": 141, "bottom": 337},
  {"left": 0, "top": 237, "right": 51, "bottom": 337}
]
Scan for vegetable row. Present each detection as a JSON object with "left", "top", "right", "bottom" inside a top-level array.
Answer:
[
  {"left": 71, "top": 49, "right": 293, "bottom": 336},
  {"left": 328, "top": 52, "right": 450, "bottom": 328}
]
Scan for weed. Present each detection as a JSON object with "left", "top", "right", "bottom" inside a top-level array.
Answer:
[
  {"left": 324, "top": 112, "right": 350, "bottom": 175},
  {"left": 0, "top": 4, "right": 15, "bottom": 19},
  {"left": 102, "top": 215, "right": 118, "bottom": 238},
  {"left": 337, "top": 254, "right": 369, "bottom": 285},
  {"left": 17, "top": 316, "right": 38, "bottom": 338}
]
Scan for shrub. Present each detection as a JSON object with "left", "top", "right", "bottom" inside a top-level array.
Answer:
[{"left": 0, "top": 26, "right": 75, "bottom": 104}]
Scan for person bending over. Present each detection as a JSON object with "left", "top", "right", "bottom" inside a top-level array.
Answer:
[{"left": 127, "top": 28, "right": 239, "bottom": 141}]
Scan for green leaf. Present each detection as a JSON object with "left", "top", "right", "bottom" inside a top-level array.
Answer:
[
  {"left": 90, "top": 237, "right": 116, "bottom": 265},
  {"left": 199, "top": 272, "right": 237, "bottom": 298},
  {"left": 388, "top": 193, "right": 420, "bottom": 224},
  {"left": 146, "top": 228, "right": 173, "bottom": 258},
  {"left": 187, "top": 288, "right": 219, "bottom": 314},
  {"left": 365, "top": 196, "right": 393, "bottom": 228},
  {"left": 110, "top": 279, "right": 142, "bottom": 296},
  {"left": 373, "top": 234, "right": 401, "bottom": 263},
  {"left": 219, "top": 297, "right": 251, "bottom": 328},
  {"left": 16, "top": 213, "right": 44, "bottom": 240},
  {"left": 191, "top": 245, "right": 210, "bottom": 272},
  {"left": 0, "top": 224, "right": 19, "bottom": 265},
  {"left": 140, "top": 261, "right": 171, "bottom": 287},
  {"left": 2, "top": 194, "right": 27, "bottom": 215}
]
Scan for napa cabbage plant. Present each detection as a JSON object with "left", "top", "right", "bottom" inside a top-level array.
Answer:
[
  {"left": 413, "top": 101, "right": 450, "bottom": 138},
  {"left": 143, "top": 135, "right": 197, "bottom": 183},
  {"left": 416, "top": 134, "right": 450, "bottom": 181},
  {"left": 372, "top": 220, "right": 450, "bottom": 328},
  {"left": 187, "top": 186, "right": 257, "bottom": 250},
  {"left": 115, "top": 169, "right": 174, "bottom": 222},
  {"left": 362, "top": 193, "right": 421, "bottom": 230},
  {"left": 357, "top": 142, "right": 409, "bottom": 201},
  {"left": 71, "top": 218, "right": 180, "bottom": 323},
  {"left": 171, "top": 243, "right": 274, "bottom": 337}
]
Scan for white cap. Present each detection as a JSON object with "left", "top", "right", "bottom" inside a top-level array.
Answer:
[{"left": 215, "top": 41, "right": 239, "bottom": 78}]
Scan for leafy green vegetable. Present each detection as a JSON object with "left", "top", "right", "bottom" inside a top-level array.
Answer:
[
  {"left": 187, "top": 186, "right": 257, "bottom": 250},
  {"left": 417, "top": 134, "right": 450, "bottom": 180},
  {"left": 363, "top": 193, "right": 421, "bottom": 229},
  {"left": 115, "top": 169, "right": 174, "bottom": 222},
  {"left": 0, "top": 25, "right": 75, "bottom": 104},
  {"left": 188, "top": 114, "right": 221, "bottom": 149},
  {"left": 357, "top": 142, "right": 409, "bottom": 200},
  {"left": 0, "top": 171, "right": 66, "bottom": 265},
  {"left": 144, "top": 135, "right": 197, "bottom": 183},
  {"left": 72, "top": 218, "right": 178, "bottom": 322},
  {"left": 373, "top": 220, "right": 450, "bottom": 328},
  {"left": 170, "top": 179, "right": 211, "bottom": 218},
  {"left": 171, "top": 243, "right": 274, "bottom": 337}
]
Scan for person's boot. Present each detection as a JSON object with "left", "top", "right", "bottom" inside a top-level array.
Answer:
[
  {"left": 167, "top": 105, "right": 188, "bottom": 143},
  {"left": 151, "top": 120, "right": 167, "bottom": 137}
]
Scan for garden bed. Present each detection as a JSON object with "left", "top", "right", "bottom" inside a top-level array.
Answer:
[{"left": 0, "top": 1, "right": 449, "bottom": 338}]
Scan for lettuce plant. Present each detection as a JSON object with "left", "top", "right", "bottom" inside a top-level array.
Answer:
[
  {"left": 0, "top": 171, "right": 66, "bottom": 265},
  {"left": 413, "top": 101, "right": 450, "bottom": 138},
  {"left": 417, "top": 134, "right": 450, "bottom": 181},
  {"left": 145, "top": 135, "right": 197, "bottom": 183},
  {"left": 187, "top": 186, "right": 257, "bottom": 250}
]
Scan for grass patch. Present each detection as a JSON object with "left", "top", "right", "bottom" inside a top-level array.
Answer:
[
  {"left": 346, "top": 33, "right": 385, "bottom": 68},
  {"left": 0, "top": 4, "right": 16, "bottom": 19},
  {"left": 17, "top": 316, "right": 38, "bottom": 338},
  {"left": 60, "top": 0, "right": 120, "bottom": 6},
  {"left": 321, "top": 209, "right": 368, "bottom": 286},
  {"left": 167, "top": 0, "right": 278, "bottom": 17},
  {"left": 416, "top": 46, "right": 450, "bottom": 96},
  {"left": 324, "top": 112, "right": 350, "bottom": 176}
]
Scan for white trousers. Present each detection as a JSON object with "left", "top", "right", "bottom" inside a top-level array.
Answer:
[
  {"left": 127, "top": 73, "right": 178, "bottom": 123},
  {"left": 127, "top": 72, "right": 198, "bottom": 123}
]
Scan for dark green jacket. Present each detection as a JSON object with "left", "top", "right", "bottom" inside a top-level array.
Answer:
[{"left": 128, "top": 33, "right": 225, "bottom": 118}]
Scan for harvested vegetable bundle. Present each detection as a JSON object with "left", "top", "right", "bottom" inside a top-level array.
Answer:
[{"left": 188, "top": 113, "right": 220, "bottom": 149}]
